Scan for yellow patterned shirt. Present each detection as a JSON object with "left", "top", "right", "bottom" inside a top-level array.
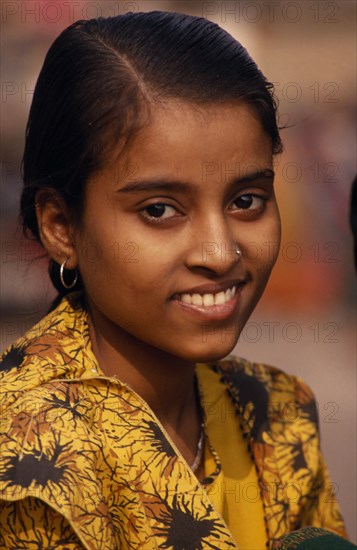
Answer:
[{"left": 0, "top": 293, "right": 346, "bottom": 549}]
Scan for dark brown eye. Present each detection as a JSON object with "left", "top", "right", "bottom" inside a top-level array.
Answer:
[
  {"left": 231, "top": 194, "right": 266, "bottom": 212},
  {"left": 145, "top": 204, "right": 167, "bottom": 217},
  {"left": 140, "top": 203, "right": 178, "bottom": 222},
  {"left": 234, "top": 195, "right": 254, "bottom": 209}
]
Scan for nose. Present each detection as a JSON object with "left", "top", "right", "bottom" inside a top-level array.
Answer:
[{"left": 184, "top": 213, "right": 240, "bottom": 276}]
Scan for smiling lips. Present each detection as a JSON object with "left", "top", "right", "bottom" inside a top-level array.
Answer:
[
  {"left": 180, "top": 286, "right": 237, "bottom": 307},
  {"left": 172, "top": 280, "right": 246, "bottom": 321}
]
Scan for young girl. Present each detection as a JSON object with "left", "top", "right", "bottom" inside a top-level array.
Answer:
[{"left": 0, "top": 11, "right": 347, "bottom": 550}]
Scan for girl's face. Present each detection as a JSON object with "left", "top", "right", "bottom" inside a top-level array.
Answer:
[{"left": 73, "top": 102, "right": 281, "bottom": 362}]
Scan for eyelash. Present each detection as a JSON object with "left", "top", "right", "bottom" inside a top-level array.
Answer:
[{"left": 139, "top": 194, "right": 268, "bottom": 223}]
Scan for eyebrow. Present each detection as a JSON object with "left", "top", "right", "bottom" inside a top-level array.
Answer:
[{"left": 116, "top": 169, "right": 275, "bottom": 194}]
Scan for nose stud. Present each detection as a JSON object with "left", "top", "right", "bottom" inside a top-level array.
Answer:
[{"left": 236, "top": 246, "right": 242, "bottom": 259}]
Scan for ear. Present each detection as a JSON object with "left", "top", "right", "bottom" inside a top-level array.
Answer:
[{"left": 35, "top": 189, "right": 78, "bottom": 269}]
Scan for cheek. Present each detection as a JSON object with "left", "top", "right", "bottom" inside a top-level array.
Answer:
[
  {"left": 243, "top": 216, "right": 281, "bottom": 274},
  {"left": 74, "top": 224, "right": 162, "bottom": 301},
  {"left": 73, "top": 222, "right": 119, "bottom": 292}
]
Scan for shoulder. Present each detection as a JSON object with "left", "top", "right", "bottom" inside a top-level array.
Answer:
[
  {"left": 209, "top": 355, "right": 319, "bottom": 438},
  {"left": 0, "top": 292, "right": 96, "bottom": 410},
  {"left": 0, "top": 293, "right": 104, "bottom": 493},
  {"left": 216, "top": 354, "right": 315, "bottom": 401},
  {"left": 0, "top": 297, "right": 107, "bottom": 538}
]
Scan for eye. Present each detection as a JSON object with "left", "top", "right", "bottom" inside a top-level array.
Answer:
[
  {"left": 231, "top": 194, "right": 266, "bottom": 212},
  {"left": 140, "top": 203, "right": 179, "bottom": 222}
]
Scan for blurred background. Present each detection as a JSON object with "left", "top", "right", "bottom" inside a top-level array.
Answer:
[{"left": 1, "top": 0, "right": 356, "bottom": 542}]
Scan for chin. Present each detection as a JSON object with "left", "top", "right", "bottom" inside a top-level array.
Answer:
[{"left": 175, "top": 339, "right": 238, "bottom": 364}]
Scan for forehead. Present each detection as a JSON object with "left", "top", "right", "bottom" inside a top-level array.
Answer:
[
  {"left": 133, "top": 101, "right": 270, "bottom": 161},
  {"left": 94, "top": 101, "right": 273, "bottom": 189}
]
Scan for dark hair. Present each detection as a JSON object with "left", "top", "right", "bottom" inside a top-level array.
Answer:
[{"left": 20, "top": 10, "right": 283, "bottom": 300}]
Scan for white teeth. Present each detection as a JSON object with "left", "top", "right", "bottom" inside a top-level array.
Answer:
[
  {"left": 179, "top": 286, "right": 237, "bottom": 307},
  {"left": 192, "top": 293, "right": 203, "bottom": 306},
  {"left": 214, "top": 291, "right": 225, "bottom": 305},
  {"left": 203, "top": 294, "right": 215, "bottom": 306},
  {"left": 181, "top": 294, "right": 192, "bottom": 304}
]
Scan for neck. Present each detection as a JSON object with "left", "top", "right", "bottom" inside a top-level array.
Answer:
[{"left": 87, "top": 300, "right": 197, "bottom": 429}]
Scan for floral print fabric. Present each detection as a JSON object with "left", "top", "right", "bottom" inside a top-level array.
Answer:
[{"left": 0, "top": 293, "right": 346, "bottom": 549}]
